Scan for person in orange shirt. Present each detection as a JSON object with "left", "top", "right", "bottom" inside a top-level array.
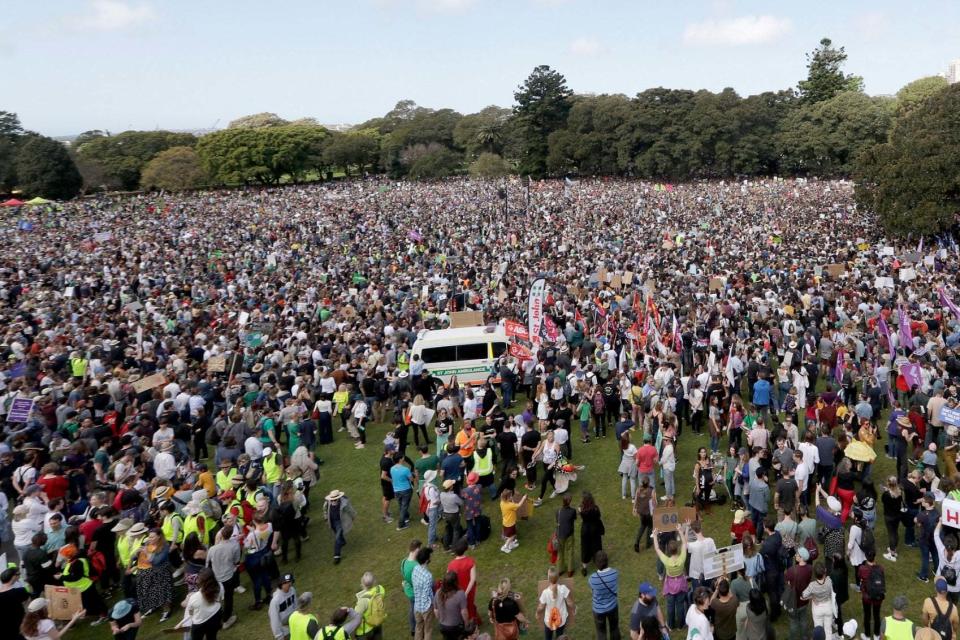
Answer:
[{"left": 455, "top": 423, "right": 478, "bottom": 471}]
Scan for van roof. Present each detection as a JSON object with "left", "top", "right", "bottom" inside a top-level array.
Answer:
[{"left": 416, "top": 326, "right": 507, "bottom": 343}]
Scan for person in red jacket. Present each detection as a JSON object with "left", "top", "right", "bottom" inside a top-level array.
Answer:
[{"left": 730, "top": 509, "right": 756, "bottom": 543}]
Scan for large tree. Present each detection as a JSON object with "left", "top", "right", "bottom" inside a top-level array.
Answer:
[
  {"left": 797, "top": 38, "right": 863, "bottom": 104},
  {"left": 140, "top": 146, "right": 207, "bottom": 191},
  {"left": 855, "top": 84, "right": 960, "bottom": 235},
  {"left": 896, "top": 76, "right": 949, "bottom": 116},
  {"left": 227, "top": 112, "right": 289, "bottom": 129},
  {"left": 15, "top": 135, "right": 82, "bottom": 199},
  {"left": 777, "top": 91, "right": 892, "bottom": 176},
  {"left": 513, "top": 65, "right": 573, "bottom": 176},
  {"left": 322, "top": 130, "right": 380, "bottom": 176},
  {"left": 197, "top": 124, "right": 329, "bottom": 185},
  {"left": 76, "top": 130, "right": 197, "bottom": 190}
]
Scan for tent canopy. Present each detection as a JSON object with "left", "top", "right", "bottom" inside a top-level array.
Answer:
[
  {"left": 2, "top": 198, "right": 24, "bottom": 207},
  {"left": 25, "top": 197, "right": 51, "bottom": 205}
]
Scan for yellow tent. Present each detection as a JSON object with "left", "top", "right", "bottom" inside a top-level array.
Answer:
[{"left": 25, "top": 197, "right": 51, "bottom": 205}]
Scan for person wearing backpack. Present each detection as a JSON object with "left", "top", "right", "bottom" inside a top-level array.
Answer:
[
  {"left": 922, "top": 578, "right": 959, "bottom": 640},
  {"left": 288, "top": 592, "right": 320, "bottom": 640},
  {"left": 857, "top": 550, "right": 884, "bottom": 640},
  {"left": 354, "top": 571, "right": 386, "bottom": 639}
]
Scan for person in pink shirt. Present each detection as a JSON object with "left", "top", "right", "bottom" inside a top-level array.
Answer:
[{"left": 634, "top": 434, "right": 659, "bottom": 491}]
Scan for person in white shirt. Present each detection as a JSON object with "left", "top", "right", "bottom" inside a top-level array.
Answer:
[
  {"left": 185, "top": 568, "right": 224, "bottom": 639},
  {"left": 153, "top": 442, "right": 177, "bottom": 481},
  {"left": 352, "top": 399, "right": 368, "bottom": 449},
  {"left": 684, "top": 587, "right": 714, "bottom": 640},
  {"left": 536, "top": 567, "right": 573, "bottom": 637},
  {"left": 686, "top": 521, "right": 717, "bottom": 590},
  {"left": 245, "top": 435, "right": 264, "bottom": 461}
]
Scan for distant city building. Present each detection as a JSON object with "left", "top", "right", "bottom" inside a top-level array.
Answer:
[
  {"left": 947, "top": 59, "right": 960, "bottom": 84},
  {"left": 322, "top": 123, "right": 354, "bottom": 132}
]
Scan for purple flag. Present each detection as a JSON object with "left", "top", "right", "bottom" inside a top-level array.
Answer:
[
  {"left": 407, "top": 229, "right": 423, "bottom": 242},
  {"left": 939, "top": 287, "right": 960, "bottom": 322},
  {"left": 901, "top": 363, "right": 922, "bottom": 390},
  {"left": 878, "top": 316, "right": 895, "bottom": 360},
  {"left": 834, "top": 349, "right": 845, "bottom": 383},
  {"left": 898, "top": 305, "right": 913, "bottom": 351}
]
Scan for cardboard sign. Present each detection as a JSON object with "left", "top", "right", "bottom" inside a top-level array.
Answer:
[
  {"left": 449, "top": 311, "right": 484, "bottom": 328},
  {"left": 874, "top": 277, "right": 895, "bottom": 289},
  {"left": 132, "top": 372, "right": 166, "bottom": 394},
  {"left": 942, "top": 498, "right": 960, "bottom": 528},
  {"left": 45, "top": 585, "right": 82, "bottom": 620},
  {"left": 903, "top": 251, "right": 921, "bottom": 263},
  {"left": 941, "top": 407, "right": 960, "bottom": 427},
  {"left": 900, "top": 268, "right": 917, "bottom": 282},
  {"left": 6, "top": 397, "right": 33, "bottom": 423},
  {"left": 653, "top": 506, "right": 698, "bottom": 530},
  {"left": 536, "top": 578, "right": 576, "bottom": 627},
  {"left": 709, "top": 278, "right": 724, "bottom": 292},
  {"left": 703, "top": 544, "right": 745, "bottom": 579},
  {"left": 781, "top": 351, "right": 794, "bottom": 368},
  {"left": 610, "top": 273, "right": 623, "bottom": 289},
  {"left": 826, "top": 263, "right": 846, "bottom": 278},
  {"left": 623, "top": 271, "right": 634, "bottom": 285},
  {"left": 206, "top": 355, "right": 227, "bottom": 373}
]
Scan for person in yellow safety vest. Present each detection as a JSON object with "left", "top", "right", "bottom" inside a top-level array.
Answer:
[
  {"left": 472, "top": 439, "right": 496, "bottom": 500},
  {"left": 122, "top": 523, "right": 149, "bottom": 598},
  {"left": 60, "top": 545, "right": 109, "bottom": 623},
  {"left": 182, "top": 503, "right": 209, "bottom": 547},
  {"left": 69, "top": 351, "right": 88, "bottom": 380},
  {"left": 397, "top": 348, "right": 409, "bottom": 372},
  {"left": 263, "top": 447, "right": 283, "bottom": 495},
  {"left": 354, "top": 572, "right": 386, "bottom": 639},
  {"left": 216, "top": 459, "right": 239, "bottom": 492},
  {"left": 288, "top": 592, "right": 320, "bottom": 640},
  {"left": 883, "top": 595, "right": 916, "bottom": 640},
  {"left": 159, "top": 501, "right": 184, "bottom": 548},
  {"left": 318, "top": 607, "right": 356, "bottom": 640}
]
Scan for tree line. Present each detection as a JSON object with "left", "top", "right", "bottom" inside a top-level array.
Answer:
[{"left": 1, "top": 38, "right": 957, "bottom": 234}]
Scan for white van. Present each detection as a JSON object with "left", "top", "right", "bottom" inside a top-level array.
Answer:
[{"left": 411, "top": 326, "right": 508, "bottom": 386}]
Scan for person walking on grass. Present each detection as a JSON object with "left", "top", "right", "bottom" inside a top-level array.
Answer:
[
  {"left": 579, "top": 492, "right": 605, "bottom": 577},
  {"left": 588, "top": 550, "right": 621, "bottom": 640}
]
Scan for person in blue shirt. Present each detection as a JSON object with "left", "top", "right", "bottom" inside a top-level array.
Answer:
[
  {"left": 390, "top": 453, "right": 415, "bottom": 531},
  {"left": 440, "top": 444, "right": 465, "bottom": 491},
  {"left": 587, "top": 550, "right": 621, "bottom": 639},
  {"left": 752, "top": 373, "right": 772, "bottom": 425}
]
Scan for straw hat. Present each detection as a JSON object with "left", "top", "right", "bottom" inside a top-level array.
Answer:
[
  {"left": 324, "top": 489, "right": 344, "bottom": 502},
  {"left": 111, "top": 517, "right": 134, "bottom": 533},
  {"left": 126, "top": 523, "right": 148, "bottom": 537}
]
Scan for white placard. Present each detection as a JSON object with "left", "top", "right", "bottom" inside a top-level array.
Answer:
[
  {"left": 704, "top": 543, "right": 745, "bottom": 579},
  {"left": 942, "top": 498, "right": 960, "bottom": 528}
]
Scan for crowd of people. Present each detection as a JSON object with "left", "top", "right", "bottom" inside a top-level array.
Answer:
[{"left": 0, "top": 176, "right": 958, "bottom": 640}]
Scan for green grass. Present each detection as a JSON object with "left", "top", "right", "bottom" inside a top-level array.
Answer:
[{"left": 71, "top": 401, "right": 930, "bottom": 640}]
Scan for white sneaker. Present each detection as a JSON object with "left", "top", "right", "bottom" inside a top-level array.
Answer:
[
  {"left": 883, "top": 552, "right": 896, "bottom": 562},
  {"left": 500, "top": 544, "right": 512, "bottom": 554},
  {"left": 549, "top": 491, "right": 557, "bottom": 499},
  {"left": 509, "top": 538, "right": 519, "bottom": 549},
  {"left": 236, "top": 585, "right": 246, "bottom": 594}
]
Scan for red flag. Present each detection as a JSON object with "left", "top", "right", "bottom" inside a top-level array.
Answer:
[
  {"left": 508, "top": 342, "right": 533, "bottom": 360},
  {"left": 504, "top": 320, "right": 529, "bottom": 340}
]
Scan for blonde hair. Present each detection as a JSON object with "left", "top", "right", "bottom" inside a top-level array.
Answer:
[{"left": 496, "top": 578, "right": 512, "bottom": 597}]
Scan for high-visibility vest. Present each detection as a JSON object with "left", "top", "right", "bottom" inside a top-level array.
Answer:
[
  {"left": 183, "top": 514, "right": 209, "bottom": 546},
  {"left": 162, "top": 513, "right": 184, "bottom": 544},
  {"left": 117, "top": 535, "right": 132, "bottom": 568},
  {"left": 397, "top": 352, "right": 409, "bottom": 371},
  {"left": 356, "top": 585, "right": 385, "bottom": 635},
  {"left": 216, "top": 468, "right": 238, "bottom": 492},
  {"left": 288, "top": 611, "right": 318, "bottom": 640},
  {"left": 69, "top": 358, "right": 88, "bottom": 378},
  {"left": 264, "top": 454, "right": 282, "bottom": 484},
  {"left": 883, "top": 617, "right": 913, "bottom": 640},
  {"left": 473, "top": 449, "right": 494, "bottom": 476},
  {"left": 317, "top": 625, "right": 348, "bottom": 640},
  {"left": 63, "top": 558, "right": 92, "bottom": 592}
]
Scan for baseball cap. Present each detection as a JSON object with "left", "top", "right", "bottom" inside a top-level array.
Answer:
[
  {"left": 281, "top": 573, "right": 294, "bottom": 584},
  {"left": 638, "top": 581, "right": 656, "bottom": 596},
  {"left": 936, "top": 578, "right": 949, "bottom": 592}
]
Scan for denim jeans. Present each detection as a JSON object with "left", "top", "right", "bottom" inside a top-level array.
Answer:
[
  {"left": 592, "top": 607, "right": 620, "bottom": 640},
  {"left": 788, "top": 604, "right": 811, "bottom": 639},
  {"left": 427, "top": 506, "right": 440, "bottom": 546},
  {"left": 465, "top": 518, "right": 480, "bottom": 546},
  {"left": 396, "top": 489, "right": 412, "bottom": 528},
  {"left": 333, "top": 525, "right": 346, "bottom": 558},
  {"left": 666, "top": 592, "right": 687, "bottom": 629},
  {"left": 918, "top": 537, "right": 938, "bottom": 579},
  {"left": 663, "top": 469, "right": 675, "bottom": 498},
  {"left": 501, "top": 382, "right": 514, "bottom": 409}
]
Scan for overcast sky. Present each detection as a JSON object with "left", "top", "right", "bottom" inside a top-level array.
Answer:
[{"left": 7, "top": 0, "right": 960, "bottom": 136}]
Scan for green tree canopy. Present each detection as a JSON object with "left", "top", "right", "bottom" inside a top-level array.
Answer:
[
  {"left": 797, "top": 38, "right": 863, "bottom": 104},
  {"left": 140, "top": 146, "right": 207, "bottom": 191},
  {"left": 855, "top": 84, "right": 960, "bottom": 235},
  {"left": 896, "top": 76, "right": 949, "bottom": 115},
  {"left": 227, "top": 112, "right": 289, "bottom": 129},
  {"left": 322, "top": 130, "right": 380, "bottom": 176},
  {"left": 513, "top": 65, "right": 573, "bottom": 176},
  {"left": 15, "top": 135, "right": 82, "bottom": 199},
  {"left": 469, "top": 152, "right": 511, "bottom": 178},
  {"left": 777, "top": 91, "right": 892, "bottom": 176},
  {"left": 76, "top": 130, "right": 197, "bottom": 190},
  {"left": 406, "top": 145, "right": 461, "bottom": 180},
  {"left": 196, "top": 125, "right": 329, "bottom": 185},
  {"left": 453, "top": 106, "right": 511, "bottom": 159}
]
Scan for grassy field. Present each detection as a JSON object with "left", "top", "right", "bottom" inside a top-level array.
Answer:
[{"left": 71, "top": 399, "right": 930, "bottom": 640}]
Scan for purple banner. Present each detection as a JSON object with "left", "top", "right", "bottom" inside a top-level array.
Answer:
[
  {"left": 6, "top": 397, "right": 33, "bottom": 423},
  {"left": 940, "top": 287, "right": 960, "bottom": 323},
  {"left": 878, "top": 316, "right": 895, "bottom": 360},
  {"left": 898, "top": 305, "right": 913, "bottom": 351},
  {"left": 834, "top": 350, "right": 845, "bottom": 383},
  {"left": 901, "top": 363, "right": 922, "bottom": 390}
]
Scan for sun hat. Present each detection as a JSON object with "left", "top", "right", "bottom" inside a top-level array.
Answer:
[
  {"left": 27, "top": 598, "right": 48, "bottom": 613},
  {"left": 324, "top": 489, "right": 344, "bottom": 502},
  {"left": 424, "top": 470, "right": 438, "bottom": 484},
  {"left": 111, "top": 517, "right": 134, "bottom": 533},
  {"left": 127, "top": 522, "right": 148, "bottom": 537},
  {"left": 733, "top": 510, "right": 746, "bottom": 524},
  {"left": 442, "top": 479, "right": 456, "bottom": 489},
  {"left": 826, "top": 496, "right": 842, "bottom": 513},
  {"left": 111, "top": 599, "right": 133, "bottom": 620},
  {"left": 841, "top": 619, "right": 857, "bottom": 638}
]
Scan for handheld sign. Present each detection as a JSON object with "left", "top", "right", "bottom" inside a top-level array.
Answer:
[
  {"left": 703, "top": 544, "right": 745, "bottom": 580},
  {"left": 941, "top": 407, "right": 960, "bottom": 428},
  {"left": 942, "top": 498, "right": 960, "bottom": 528},
  {"left": 653, "top": 506, "right": 698, "bottom": 530},
  {"left": 6, "top": 398, "right": 34, "bottom": 423}
]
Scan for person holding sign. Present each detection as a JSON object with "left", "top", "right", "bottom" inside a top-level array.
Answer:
[
  {"left": 20, "top": 598, "right": 85, "bottom": 640},
  {"left": 652, "top": 522, "right": 688, "bottom": 631}
]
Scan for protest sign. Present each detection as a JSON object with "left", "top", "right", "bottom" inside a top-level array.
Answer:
[
  {"left": 653, "top": 506, "right": 697, "bottom": 530},
  {"left": 703, "top": 544, "right": 745, "bottom": 579},
  {"left": 45, "top": 586, "right": 82, "bottom": 620},
  {"left": 206, "top": 355, "right": 227, "bottom": 373},
  {"left": 504, "top": 320, "right": 529, "bottom": 340},
  {"left": 449, "top": 311, "right": 483, "bottom": 328},
  {"left": 508, "top": 342, "right": 533, "bottom": 360},
  {"left": 942, "top": 498, "right": 960, "bottom": 528},
  {"left": 132, "top": 372, "right": 166, "bottom": 394},
  {"left": 709, "top": 277, "right": 723, "bottom": 292},
  {"left": 874, "top": 277, "right": 895, "bottom": 289},
  {"left": 6, "top": 398, "right": 33, "bottom": 423},
  {"left": 941, "top": 407, "right": 960, "bottom": 427},
  {"left": 900, "top": 268, "right": 917, "bottom": 282},
  {"left": 826, "top": 263, "right": 846, "bottom": 278}
]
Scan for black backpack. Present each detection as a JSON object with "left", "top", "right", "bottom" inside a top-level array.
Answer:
[
  {"left": 860, "top": 526, "right": 876, "bottom": 555},
  {"left": 864, "top": 564, "right": 885, "bottom": 601},
  {"left": 931, "top": 597, "right": 954, "bottom": 640}
]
